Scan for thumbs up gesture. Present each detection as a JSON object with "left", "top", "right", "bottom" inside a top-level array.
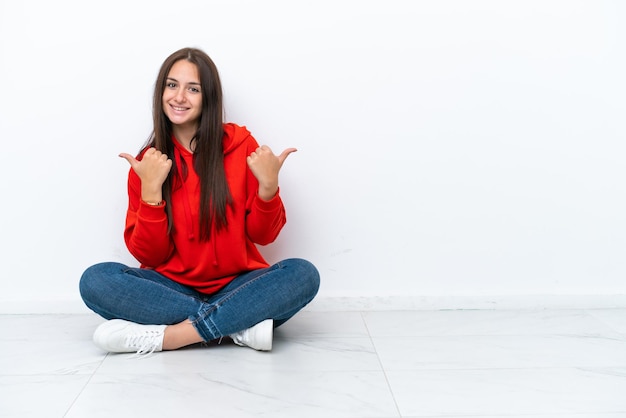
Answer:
[
  {"left": 247, "top": 145, "right": 297, "bottom": 201},
  {"left": 119, "top": 147, "right": 172, "bottom": 203}
]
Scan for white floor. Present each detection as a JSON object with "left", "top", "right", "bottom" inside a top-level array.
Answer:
[{"left": 1, "top": 309, "right": 626, "bottom": 418}]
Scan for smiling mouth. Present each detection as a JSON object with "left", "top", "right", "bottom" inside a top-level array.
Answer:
[{"left": 171, "top": 106, "right": 187, "bottom": 111}]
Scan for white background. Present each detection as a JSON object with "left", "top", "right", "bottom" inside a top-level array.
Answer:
[{"left": 0, "top": 0, "right": 624, "bottom": 312}]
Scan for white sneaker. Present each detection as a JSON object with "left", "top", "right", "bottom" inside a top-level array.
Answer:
[
  {"left": 230, "top": 319, "right": 273, "bottom": 351},
  {"left": 93, "top": 319, "right": 166, "bottom": 355}
]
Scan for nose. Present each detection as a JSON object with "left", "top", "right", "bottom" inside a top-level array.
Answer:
[{"left": 174, "top": 88, "right": 186, "bottom": 103}]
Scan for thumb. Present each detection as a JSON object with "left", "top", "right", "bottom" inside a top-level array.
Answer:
[
  {"left": 277, "top": 148, "right": 298, "bottom": 166},
  {"left": 119, "top": 152, "right": 139, "bottom": 169}
]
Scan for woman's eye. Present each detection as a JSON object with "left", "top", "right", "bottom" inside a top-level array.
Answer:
[
  {"left": 167, "top": 82, "right": 177, "bottom": 88},
  {"left": 189, "top": 87, "right": 200, "bottom": 93}
]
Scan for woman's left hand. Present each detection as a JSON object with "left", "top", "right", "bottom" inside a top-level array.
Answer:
[{"left": 247, "top": 145, "right": 297, "bottom": 200}]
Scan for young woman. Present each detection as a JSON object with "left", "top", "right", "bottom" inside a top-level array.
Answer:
[{"left": 79, "top": 47, "right": 320, "bottom": 355}]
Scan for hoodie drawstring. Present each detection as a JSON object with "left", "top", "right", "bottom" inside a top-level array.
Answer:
[{"left": 175, "top": 151, "right": 195, "bottom": 241}]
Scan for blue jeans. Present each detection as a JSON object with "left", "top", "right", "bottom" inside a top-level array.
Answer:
[{"left": 79, "top": 258, "right": 320, "bottom": 342}]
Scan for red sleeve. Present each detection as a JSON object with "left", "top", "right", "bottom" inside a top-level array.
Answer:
[
  {"left": 123, "top": 167, "right": 174, "bottom": 267},
  {"left": 246, "top": 190, "right": 286, "bottom": 245}
]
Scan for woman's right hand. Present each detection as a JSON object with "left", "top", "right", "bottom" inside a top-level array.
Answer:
[{"left": 119, "top": 147, "right": 172, "bottom": 203}]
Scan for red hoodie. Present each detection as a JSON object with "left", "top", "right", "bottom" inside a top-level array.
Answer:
[{"left": 123, "top": 123, "right": 286, "bottom": 294}]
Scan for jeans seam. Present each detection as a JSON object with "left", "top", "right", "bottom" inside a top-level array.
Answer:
[
  {"left": 217, "top": 269, "right": 273, "bottom": 308},
  {"left": 192, "top": 264, "right": 279, "bottom": 338}
]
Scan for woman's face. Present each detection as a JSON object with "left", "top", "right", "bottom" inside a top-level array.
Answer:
[{"left": 162, "top": 60, "right": 203, "bottom": 130}]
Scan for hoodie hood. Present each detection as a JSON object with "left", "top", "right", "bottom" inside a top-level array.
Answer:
[{"left": 222, "top": 122, "right": 252, "bottom": 155}]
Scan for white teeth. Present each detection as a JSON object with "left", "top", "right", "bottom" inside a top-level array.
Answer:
[{"left": 173, "top": 106, "right": 186, "bottom": 111}]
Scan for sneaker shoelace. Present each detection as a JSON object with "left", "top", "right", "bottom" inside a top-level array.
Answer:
[{"left": 125, "top": 330, "right": 163, "bottom": 357}]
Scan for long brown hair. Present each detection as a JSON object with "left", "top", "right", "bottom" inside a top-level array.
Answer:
[{"left": 146, "top": 47, "right": 231, "bottom": 240}]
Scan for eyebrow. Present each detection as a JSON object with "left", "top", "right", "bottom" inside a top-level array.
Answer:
[{"left": 166, "top": 77, "right": 201, "bottom": 86}]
